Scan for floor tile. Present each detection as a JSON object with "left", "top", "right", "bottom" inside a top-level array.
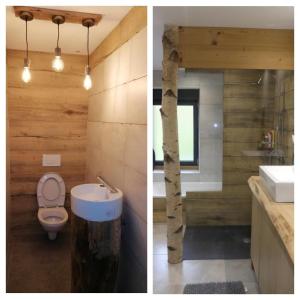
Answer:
[
  {"left": 154, "top": 283, "right": 184, "bottom": 294},
  {"left": 153, "top": 223, "right": 259, "bottom": 294},
  {"left": 244, "top": 281, "right": 260, "bottom": 294},
  {"left": 224, "top": 259, "right": 256, "bottom": 283}
]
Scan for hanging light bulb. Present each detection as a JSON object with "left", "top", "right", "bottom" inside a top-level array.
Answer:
[
  {"left": 52, "top": 16, "right": 65, "bottom": 72},
  {"left": 52, "top": 47, "right": 64, "bottom": 72},
  {"left": 22, "top": 58, "right": 31, "bottom": 83},
  {"left": 82, "top": 18, "right": 95, "bottom": 90},
  {"left": 19, "top": 11, "right": 33, "bottom": 83},
  {"left": 84, "top": 66, "right": 92, "bottom": 90}
]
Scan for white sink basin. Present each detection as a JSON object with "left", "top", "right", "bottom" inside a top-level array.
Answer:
[
  {"left": 71, "top": 184, "right": 123, "bottom": 222},
  {"left": 259, "top": 166, "right": 294, "bottom": 203}
]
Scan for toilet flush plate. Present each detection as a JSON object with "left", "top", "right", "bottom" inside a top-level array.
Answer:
[{"left": 43, "top": 154, "right": 61, "bottom": 166}]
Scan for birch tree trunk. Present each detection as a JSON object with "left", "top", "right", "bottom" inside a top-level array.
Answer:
[{"left": 161, "top": 25, "right": 183, "bottom": 264}]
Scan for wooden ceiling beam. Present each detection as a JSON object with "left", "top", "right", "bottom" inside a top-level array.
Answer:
[
  {"left": 13, "top": 6, "right": 102, "bottom": 25},
  {"left": 178, "top": 26, "right": 294, "bottom": 70}
]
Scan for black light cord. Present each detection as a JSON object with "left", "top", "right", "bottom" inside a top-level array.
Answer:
[
  {"left": 57, "top": 23, "right": 60, "bottom": 48},
  {"left": 25, "top": 19, "right": 28, "bottom": 60},
  {"left": 87, "top": 25, "right": 90, "bottom": 66}
]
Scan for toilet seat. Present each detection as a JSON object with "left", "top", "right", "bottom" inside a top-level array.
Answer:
[
  {"left": 37, "top": 172, "right": 65, "bottom": 208},
  {"left": 38, "top": 207, "right": 68, "bottom": 227}
]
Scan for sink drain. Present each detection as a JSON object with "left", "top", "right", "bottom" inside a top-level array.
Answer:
[{"left": 243, "top": 238, "right": 251, "bottom": 244}]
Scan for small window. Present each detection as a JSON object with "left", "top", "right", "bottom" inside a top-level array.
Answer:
[{"left": 153, "top": 89, "right": 199, "bottom": 167}]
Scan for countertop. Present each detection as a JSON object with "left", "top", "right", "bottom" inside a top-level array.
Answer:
[{"left": 248, "top": 176, "right": 294, "bottom": 263}]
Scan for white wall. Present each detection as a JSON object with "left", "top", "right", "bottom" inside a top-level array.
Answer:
[
  {"left": 153, "top": 70, "right": 223, "bottom": 196},
  {"left": 86, "top": 27, "right": 147, "bottom": 292}
]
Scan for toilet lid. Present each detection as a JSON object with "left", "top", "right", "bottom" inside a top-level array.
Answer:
[{"left": 37, "top": 173, "right": 65, "bottom": 208}]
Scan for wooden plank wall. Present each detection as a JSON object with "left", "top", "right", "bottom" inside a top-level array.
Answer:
[
  {"left": 274, "top": 72, "right": 294, "bottom": 164},
  {"left": 178, "top": 27, "right": 294, "bottom": 70},
  {"left": 7, "top": 50, "right": 88, "bottom": 196},
  {"left": 186, "top": 70, "right": 270, "bottom": 225},
  {"left": 185, "top": 70, "right": 288, "bottom": 225}
]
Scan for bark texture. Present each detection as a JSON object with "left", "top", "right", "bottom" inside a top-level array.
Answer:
[
  {"left": 161, "top": 25, "right": 183, "bottom": 264},
  {"left": 71, "top": 214, "right": 121, "bottom": 292}
]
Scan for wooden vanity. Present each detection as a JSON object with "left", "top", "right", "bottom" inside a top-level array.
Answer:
[{"left": 248, "top": 176, "right": 294, "bottom": 294}]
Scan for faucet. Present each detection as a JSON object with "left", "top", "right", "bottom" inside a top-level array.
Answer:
[{"left": 96, "top": 176, "right": 118, "bottom": 193}]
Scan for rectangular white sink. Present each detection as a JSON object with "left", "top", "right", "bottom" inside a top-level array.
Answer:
[{"left": 259, "top": 166, "right": 294, "bottom": 203}]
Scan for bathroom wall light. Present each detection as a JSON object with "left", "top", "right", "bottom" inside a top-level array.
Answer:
[
  {"left": 19, "top": 11, "right": 33, "bottom": 83},
  {"left": 82, "top": 18, "right": 95, "bottom": 90},
  {"left": 52, "top": 15, "right": 65, "bottom": 72}
]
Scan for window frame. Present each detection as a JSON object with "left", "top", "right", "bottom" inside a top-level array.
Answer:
[{"left": 153, "top": 88, "right": 199, "bottom": 167}]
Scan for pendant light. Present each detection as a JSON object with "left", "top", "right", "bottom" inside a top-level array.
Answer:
[
  {"left": 82, "top": 18, "right": 95, "bottom": 90},
  {"left": 52, "top": 15, "right": 65, "bottom": 72},
  {"left": 19, "top": 11, "right": 33, "bottom": 83}
]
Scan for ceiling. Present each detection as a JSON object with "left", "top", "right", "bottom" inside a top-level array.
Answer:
[
  {"left": 6, "top": 6, "right": 131, "bottom": 55},
  {"left": 153, "top": 6, "right": 294, "bottom": 70}
]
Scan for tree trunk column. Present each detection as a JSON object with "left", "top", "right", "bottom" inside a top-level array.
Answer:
[
  {"left": 71, "top": 214, "right": 121, "bottom": 292},
  {"left": 161, "top": 25, "right": 183, "bottom": 264}
]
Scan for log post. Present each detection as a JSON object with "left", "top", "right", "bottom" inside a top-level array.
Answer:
[
  {"left": 71, "top": 214, "right": 121, "bottom": 292},
  {"left": 161, "top": 25, "right": 183, "bottom": 264}
]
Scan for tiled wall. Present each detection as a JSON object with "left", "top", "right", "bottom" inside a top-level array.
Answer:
[
  {"left": 153, "top": 70, "right": 223, "bottom": 184},
  {"left": 86, "top": 27, "right": 147, "bottom": 292}
]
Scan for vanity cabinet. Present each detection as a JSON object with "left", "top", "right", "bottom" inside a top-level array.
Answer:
[{"left": 251, "top": 195, "right": 294, "bottom": 294}]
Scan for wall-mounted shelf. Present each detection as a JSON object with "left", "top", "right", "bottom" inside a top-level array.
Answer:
[{"left": 14, "top": 6, "right": 102, "bottom": 25}]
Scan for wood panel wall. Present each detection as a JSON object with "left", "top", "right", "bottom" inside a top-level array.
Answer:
[
  {"left": 179, "top": 27, "right": 294, "bottom": 70},
  {"left": 185, "top": 70, "right": 269, "bottom": 225},
  {"left": 7, "top": 50, "right": 88, "bottom": 196},
  {"left": 274, "top": 73, "right": 294, "bottom": 164}
]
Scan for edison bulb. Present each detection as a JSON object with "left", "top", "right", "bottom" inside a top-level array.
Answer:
[
  {"left": 22, "top": 66, "right": 31, "bottom": 83},
  {"left": 83, "top": 74, "right": 92, "bottom": 90},
  {"left": 52, "top": 56, "right": 64, "bottom": 72}
]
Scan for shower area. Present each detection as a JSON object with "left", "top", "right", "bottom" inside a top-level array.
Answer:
[
  {"left": 227, "top": 69, "right": 294, "bottom": 166},
  {"left": 184, "top": 70, "right": 294, "bottom": 247},
  {"left": 153, "top": 68, "right": 294, "bottom": 223},
  {"left": 153, "top": 68, "right": 294, "bottom": 293}
]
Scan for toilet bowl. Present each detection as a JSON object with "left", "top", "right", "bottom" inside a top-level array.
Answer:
[{"left": 37, "top": 172, "right": 68, "bottom": 240}]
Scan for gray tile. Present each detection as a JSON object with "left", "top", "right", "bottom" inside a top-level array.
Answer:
[
  {"left": 154, "top": 283, "right": 184, "bottom": 294},
  {"left": 224, "top": 259, "right": 257, "bottom": 283},
  {"left": 153, "top": 254, "right": 226, "bottom": 287},
  {"left": 183, "top": 226, "right": 251, "bottom": 260},
  {"left": 153, "top": 233, "right": 167, "bottom": 255},
  {"left": 181, "top": 259, "right": 226, "bottom": 284},
  {"left": 153, "top": 224, "right": 259, "bottom": 295},
  {"left": 244, "top": 281, "right": 260, "bottom": 294},
  {"left": 153, "top": 254, "right": 184, "bottom": 286},
  {"left": 153, "top": 224, "right": 167, "bottom": 255}
]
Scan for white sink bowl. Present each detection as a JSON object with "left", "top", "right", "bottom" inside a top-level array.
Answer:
[
  {"left": 71, "top": 184, "right": 123, "bottom": 222},
  {"left": 259, "top": 166, "right": 294, "bottom": 203}
]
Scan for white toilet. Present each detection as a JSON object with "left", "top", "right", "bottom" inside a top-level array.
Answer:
[{"left": 37, "top": 172, "right": 68, "bottom": 240}]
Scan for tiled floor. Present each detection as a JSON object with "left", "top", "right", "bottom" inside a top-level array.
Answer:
[{"left": 153, "top": 223, "right": 259, "bottom": 294}]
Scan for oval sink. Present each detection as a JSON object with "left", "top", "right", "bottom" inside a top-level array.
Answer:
[{"left": 71, "top": 184, "right": 123, "bottom": 222}]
